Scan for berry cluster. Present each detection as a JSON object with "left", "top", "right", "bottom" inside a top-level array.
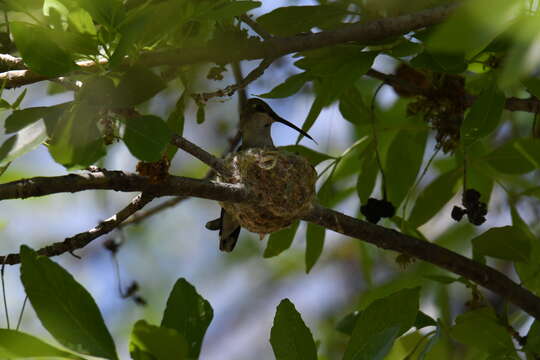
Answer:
[
  {"left": 451, "top": 189, "right": 487, "bottom": 225},
  {"left": 360, "top": 198, "right": 396, "bottom": 224}
]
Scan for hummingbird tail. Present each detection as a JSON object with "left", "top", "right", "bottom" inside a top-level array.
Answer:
[{"left": 219, "top": 208, "right": 241, "bottom": 252}]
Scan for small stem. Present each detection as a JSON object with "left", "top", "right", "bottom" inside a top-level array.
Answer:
[
  {"left": 15, "top": 296, "right": 27, "bottom": 331},
  {"left": 370, "top": 84, "right": 387, "bottom": 200},
  {"left": 1, "top": 261, "right": 9, "bottom": 329}
]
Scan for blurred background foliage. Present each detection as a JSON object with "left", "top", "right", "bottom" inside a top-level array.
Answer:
[{"left": 0, "top": 0, "right": 540, "bottom": 359}]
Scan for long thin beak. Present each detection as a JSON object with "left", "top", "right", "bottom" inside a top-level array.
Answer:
[{"left": 272, "top": 113, "right": 317, "bottom": 144}]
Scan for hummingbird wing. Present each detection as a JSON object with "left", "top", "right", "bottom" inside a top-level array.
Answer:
[{"left": 206, "top": 208, "right": 241, "bottom": 252}]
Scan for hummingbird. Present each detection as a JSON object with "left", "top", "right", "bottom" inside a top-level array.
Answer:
[{"left": 206, "top": 98, "right": 315, "bottom": 252}]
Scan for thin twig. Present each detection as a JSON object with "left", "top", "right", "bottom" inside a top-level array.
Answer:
[
  {"left": 232, "top": 62, "right": 247, "bottom": 111},
  {"left": 1, "top": 260, "right": 9, "bottom": 328},
  {"left": 0, "top": 193, "right": 154, "bottom": 265},
  {"left": 238, "top": 14, "right": 273, "bottom": 40},
  {"left": 194, "top": 57, "right": 276, "bottom": 102},
  {"left": 370, "top": 84, "right": 387, "bottom": 200},
  {"left": 15, "top": 296, "right": 27, "bottom": 331},
  {"left": 170, "top": 134, "right": 231, "bottom": 177}
]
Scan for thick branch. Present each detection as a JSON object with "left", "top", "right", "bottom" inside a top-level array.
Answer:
[
  {"left": 0, "top": 4, "right": 457, "bottom": 89},
  {"left": 367, "top": 68, "right": 540, "bottom": 113},
  {"left": 0, "top": 193, "right": 154, "bottom": 265},
  {"left": 0, "top": 170, "right": 248, "bottom": 202},
  {"left": 302, "top": 204, "right": 540, "bottom": 319},
  {"left": 2, "top": 170, "right": 540, "bottom": 318}
]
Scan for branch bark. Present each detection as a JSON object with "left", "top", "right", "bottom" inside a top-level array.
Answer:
[
  {"left": 2, "top": 170, "right": 540, "bottom": 318},
  {"left": 302, "top": 204, "right": 540, "bottom": 319},
  {"left": 0, "top": 193, "right": 154, "bottom": 265},
  {"left": 0, "top": 170, "right": 248, "bottom": 202},
  {"left": 0, "top": 4, "right": 458, "bottom": 89}
]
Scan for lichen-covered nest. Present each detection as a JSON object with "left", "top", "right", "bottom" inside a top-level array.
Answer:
[{"left": 218, "top": 148, "right": 317, "bottom": 234}]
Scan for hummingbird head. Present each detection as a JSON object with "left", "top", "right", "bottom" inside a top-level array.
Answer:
[{"left": 240, "top": 98, "right": 316, "bottom": 146}]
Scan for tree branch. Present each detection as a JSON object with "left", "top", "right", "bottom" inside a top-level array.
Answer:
[
  {"left": 2, "top": 170, "right": 540, "bottom": 318},
  {"left": 194, "top": 57, "right": 276, "bottom": 102},
  {"left": 0, "top": 193, "right": 154, "bottom": 265},
  {"left": 0, "top": 4, "right": 458, "bottom": 89},
  {"left": 0, "top": 170, "right": 248, "bottom": 202},
  {"left": 170, "top": 135, "right": 232, "bottom": 177},
  {"left": 367, "top": 68, "right": 540, "bottom": 113},
  {"left": 302, "top": 204, "right": 540, "bottom": 319},
  {"left": 238, "top": 14, "right": 273, "bottom": 40}
]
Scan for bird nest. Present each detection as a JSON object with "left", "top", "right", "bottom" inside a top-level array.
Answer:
[{"left": 218, "top": 148, "right": 317, "bottom": 234}]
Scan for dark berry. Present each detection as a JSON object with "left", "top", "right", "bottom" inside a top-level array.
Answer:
[
  {"left": 463, "top": 188, "right": 481, "bottom": 208},
  {"left": 379, "top": 200, "right": 396, "bottom": 218},
  {"left": 103, "top": 239, "right": 119, "bottom": 254},
  {"left": 451, "top": 206, "right": 465, "bottom": 221}
]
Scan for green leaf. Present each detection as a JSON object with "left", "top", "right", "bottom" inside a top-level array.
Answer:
[
  {"left": 19, "top": 245, "right": 118, "bottom": 359},
  {"left": 164, "top": 93, "right": 186, "bottom": 160},
  {"left": 410, "top": 51, "right": 467, "bottom": 73},
  {"left": 343, "top": 288, "right": 420, "bottom": 360},
  {"left": 279, "top": 145, "right": 333, "bottom": 166},
  {"left": 259, "top": 72, "right": 311, "bottom": 99},
  {"left": 113, "top": 67, "right": 166, "bottom": 108},
  {"left": 485, "top": 138, "right": 540, "bottom": 174},
  {"left": 408, "top": 169, "right": 460, "bottom": 227},
  {"left": 385, "top": 129, "right": 428, "bottom": 207},
  {"left": 161, "top": 278, "right": 213, "bottom": 359},
  {"left": 270, "top": 299, "right": 317, "bottom": 360},
  {"left": 427, "top": 0, "right": 518, "bottom": 56},
  {"left": 472, "top": 226, "right": 531, "bottom": 262},
  {"left": 461, "top": 84, "right": 506, "bottom": 146},
  {"left": 0, "top": 329, "right": 83, "bottom": 359},
  {"left": 339, "top": 86, "right": 370, "bottom": 125},
  {"left": 512, "top": 207, "right": 540, "bottom": 295},
  {"left": 130, "top": 320, "right": 187, "bottom": 360},
  {"left": 264, "top": 221, "right": 300, "bottom": 258},
  {"left": 451, "top": 307, "right": 515, "bottom": 355},
  {"left": 48, "top": 104, "right": 106, "bottom": 168},
  {"left": 257, "top": 5, "right": 348, "bottom": 37},
  {"left": 357, "top": 147, "right": 378, "bottom": 204},
  {"left": 196, "top": 104, "right": 206, "bottom": 124},
  {"left": 295, "top": 94, "right": 324, "bottom": 144},
  {"left": 418, "top": 325, "right": 441, "bottom": 360},
  {"left": 76, "top": 0, "right": 124, "bottom": 27},
  {"left": 204, "top": 1, "right": 261, "bottom": 21},
  {"left": 414, "top": 311, "right": 437, "bottom": 329},
  {"left": 12, "top": 88, "right": 27, "bottom": 109},
  {"left": 525, "top": 321, "right": 540, "bottom": 356},
  {"left": 305, "top": 223, "right": 325, "bottom": 273},
  {"left": 5, "top": 104, "right": 68, "bottom": 133},
  {"left": 123, "top": 115, "right": 172, "bottom": 162},
  {"left": 523, "top": 78, "right": 540, "bottom": 99},
  {"left": 10, "top": 22, "right": 76, "bottom": 76},
  {"left": 68, "top": 8, "right": 97, "bottom": 35},
  {"left": 0, "top": 120, "right": 48, "bottom": 166}
]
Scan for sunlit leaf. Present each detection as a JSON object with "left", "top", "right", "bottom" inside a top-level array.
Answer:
[
  {"left": 130, "top": 320, "right": 187, "bottom": 360},
  {"left": 10, "top": 22, "right": 75, "bottom": 76},
  {"left": 0, "top": 329, "right": 83, "bottom": 359}
]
